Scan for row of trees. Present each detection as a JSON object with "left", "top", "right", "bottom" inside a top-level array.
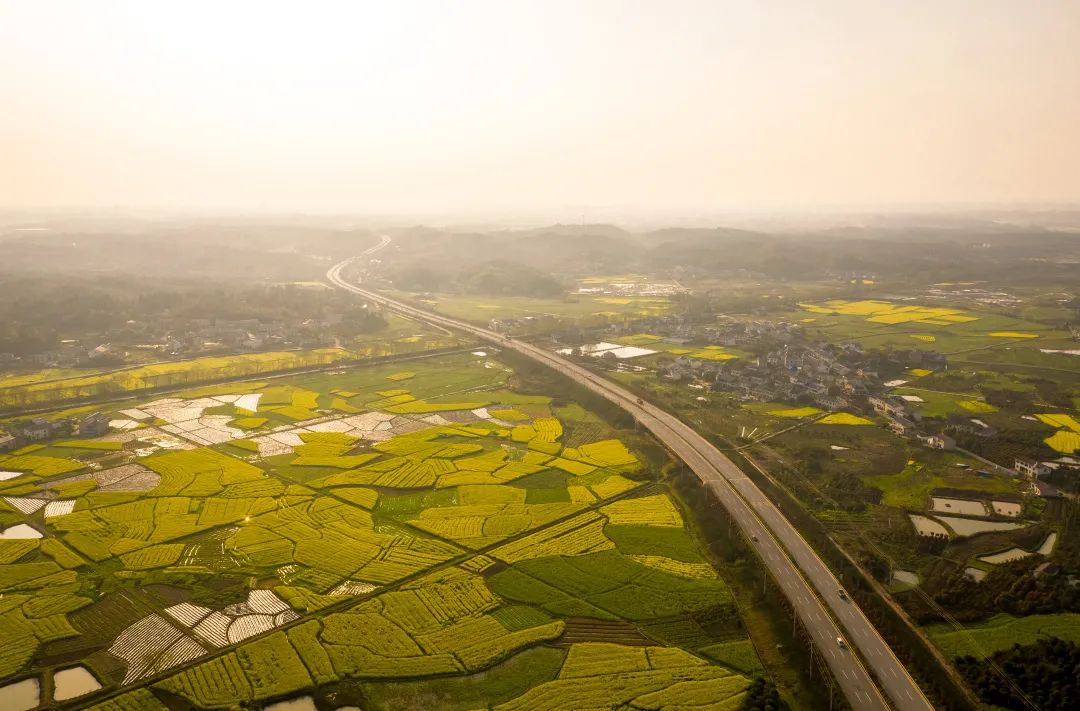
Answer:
[{"left": 0, "top": 275, "right": 388, "bottom": 357}]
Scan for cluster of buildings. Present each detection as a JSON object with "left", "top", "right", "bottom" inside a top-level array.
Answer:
[
  {"left": 1014, "top": 457, "right": 1079, "bottom": 498},
  {"left": 0, "top": 411, "right": 110, "bottom": 453},
  {"left": 710, "top": 342, "right": 873, "bottom": 411},
  {"left": 489, "top": 316, "right": 543, "bottom": 334},
  {"left": 583, "top": 314, "right": 1008, "bottom": 460},
  {"left": 0, "top": 318, "right": 338, "bottom": 370},
  {"left": 574, "top": 279, "right": 686, "bottom": 297},
  {"left": 158, "top": 318, "right": 299, "bottom": 354}
]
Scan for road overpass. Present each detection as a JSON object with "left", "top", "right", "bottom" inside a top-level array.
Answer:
[{"left": 327, "top": 255, "right": 933, "bottom": 711}]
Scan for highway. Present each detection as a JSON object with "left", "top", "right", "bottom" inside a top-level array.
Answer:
[{"left": 327, "top": 251, "right": 933, "bottom": 711}]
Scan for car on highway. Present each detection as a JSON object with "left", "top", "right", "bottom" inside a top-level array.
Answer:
[
  {"left": 750, "top": 534, "right": 759, "bottom": 542},
  {"left": 836, "top": 637, "right": 847, "bottom": 649},
  {"left": 838, "top": 588, "right": 847, "bottom": 600}
]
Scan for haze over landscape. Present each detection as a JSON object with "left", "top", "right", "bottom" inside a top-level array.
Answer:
[
  {"left": 2, "top": 0, "right": 1080, "bottom": 220},
  {"left": 1, "top": 3, "right": 1079, "bottom": 711}
]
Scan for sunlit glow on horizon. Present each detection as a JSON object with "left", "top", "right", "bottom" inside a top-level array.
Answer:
[{"left": 1, "top": 0, "right": 1078, "bottom": 215}]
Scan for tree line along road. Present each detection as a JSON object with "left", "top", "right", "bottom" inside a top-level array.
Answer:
[{"left": 326, "top": 255, "right": 934, "bottom": 711}]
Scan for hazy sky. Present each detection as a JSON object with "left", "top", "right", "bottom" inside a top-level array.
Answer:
[{"left": 2, "top": 0, "right": 1079, "bottom": 216}]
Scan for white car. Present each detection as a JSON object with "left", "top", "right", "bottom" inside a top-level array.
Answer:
[{"left": 836, "top": 637, "right": 847, "bottom": 649}]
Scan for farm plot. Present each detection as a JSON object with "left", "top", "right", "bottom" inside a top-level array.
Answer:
[
  {"left": 600, "top": 494, "right": 683, "bottom": 527},
  {"left": 164, "top": 569, "right": 558, "bottom": 706},
  {"left": 0, "top": 351, "right": 760, "bottom": 706},
  {"left": 926, "top": 613, "right": 1080, "bottom": 659},
  {"left": 492, "top": 642, "right": 749, "bottom": 711},
  {"left": 320, "top": 567, "right": 563, "bottom": 678},
  {"left": 55, "top": 439, "right": 123, "bottom": 451},
  {"left": 864, "top": 458, "right": 1019, "bottom": 511},
  {"left": 930, "top": 497, "right": 988, "bottom": 517},
  {"left": 248, "top": 406, "right": 508, "bottom": 460},
  {"left": 561, "top": 439, "right": 639, "bottom": 469},
  {"left": 488, "top": 549, "right": 734, "bottom": 622},
  {"left": 491, "top": 512, "right": 614, "bottom": 563},
  {"left": 1035, "top": 414, "right": 1080, "bottom": 453},
  {"left": 225, "top": 499, "right": 462, "bottom": 590},
  {"left": 401, "top": 486, "right": 587, "bottom": 549},
  {"left": 605, "top": 523, "right": 713, "bottom": 564},
  {"left": 48, "top": 463, "right": 161, "bottom": 493},
  {"left": 135, "top": 396, "right": 252, "bottom": 446},
  {"left": 816, "top": 413, "right": 875, "bottom": 426},
  {"left": 799, "top": 299, "right": 980, "bottom": 326},
  {"left": 0, "top": 576, "right": 89, "bottom": 679},
  {"left": 977, "top": 547, "right": 1031, "bottom": 565},
  {"left": 44, "top": 449, "right": 283, "bottom": 561},
  {"left": 909, "top": 515, "right": 949, "bottom": 538},
  {"left": 1044, "top": 430, "right": 1080, "bottom": 454},
  {"left": 0, "top": 453, "right": 84, "bottom": 479},
  {"left": 110, "top": 589, "right": 303, "bottom": 686},
  {"left": 768, "top": 407, "right": 822, "bottom": 418},
  {"left": 991, "top": 500, "right": 1022, "bottom": 517},
  {"left": 894, "top": 389, "right": 993, "bottom": 419},
  {"left": 933, "top": 516, "right": 1024, "bottom": 537},
  {"left": 107, "top": 613, "right": 196, "bottom": 684},
  {"left": 612, "top": 336, "right": 743, "bottom": 362}
]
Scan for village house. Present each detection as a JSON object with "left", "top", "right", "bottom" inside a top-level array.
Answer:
[
  {"left": 815, "top": 394, "right": 848, "bottom": 411},
  {"left": 918, "top": 433, "right": 956, "bottom": 450},
  {"left": 87, "top": 343, "right": 116, "bottom": 360},
  {"left": 1014, "top": 458, "right": 1053, "bottom": 480},
  {"left": 888, "top": 417, "right": 919, "bottom": 436},
  {"left": 16, "top": 417, "right": 73, "bottom": 442},
  {"left": 80, "top": 412, "right": 111, "bottom": 437},
  {"left": 1029, "top": 479, "right": 1061, "bottom": 498},
  {"left": 869, "top": 396, "right": 912, "bottom": 420}
]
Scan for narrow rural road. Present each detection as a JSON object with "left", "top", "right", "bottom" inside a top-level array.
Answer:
[{"left": 327, "top": 257, "right": 934, "bottom": 711}]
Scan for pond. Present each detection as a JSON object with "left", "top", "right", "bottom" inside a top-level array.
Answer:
[
  {"left": 930, "top": 497, "right": 987, "bottom": 517},
  {"left": 991, "top": 500, "right": 1022, "bottom": 517},
  {"left": 0, "top": 524, "right": 42, "bottom": 539},
  {"left": 909, "top": 514, "right": 948, "bottom": 537},
  {"left": 53, "top": 665, "right": 102, "bottom": 701},
  {"left": 892, "top": 570, "right": 918, "bottom": 586},
  {"left": 964, "top": 567, "right": 987, "bottom": 582},
  {"left": 0, "top": 677, "right": 40, "bottom": 711},
  {"left": 978, "top": 547, "right": 1031, "bottom": 565},
  {"left": 1037, "top": 532, "right": 1057, "bottom": 555},
  {"left": 934, "top": 516, "right": 1023, "bottom": 537}
]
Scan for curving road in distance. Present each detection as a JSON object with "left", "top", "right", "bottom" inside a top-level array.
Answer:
[{"left": 327, "top": 250, "right": 932, "bottom": 711}]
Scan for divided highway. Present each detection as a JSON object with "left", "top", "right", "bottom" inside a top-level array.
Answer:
[{"left": 327, "top": 254, "right": 933, "bottom": 711}]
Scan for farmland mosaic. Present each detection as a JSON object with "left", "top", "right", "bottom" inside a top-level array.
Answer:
[{"left": 0, "top": 353, "right": 756, "bottom": 709}]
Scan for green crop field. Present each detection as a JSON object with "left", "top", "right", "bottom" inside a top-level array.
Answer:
[
  {"left": 0, "top": 350, "right": 764, "bottom": 710},
  {"left": 864, "top": 457, "right": 1019, "bottom": 511},
  {"left": 925, "top": 613, "right": 1080, "bottom": 660},
  {"left": 775, "top": 298, "right": 1074, "bottom": 367}
]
